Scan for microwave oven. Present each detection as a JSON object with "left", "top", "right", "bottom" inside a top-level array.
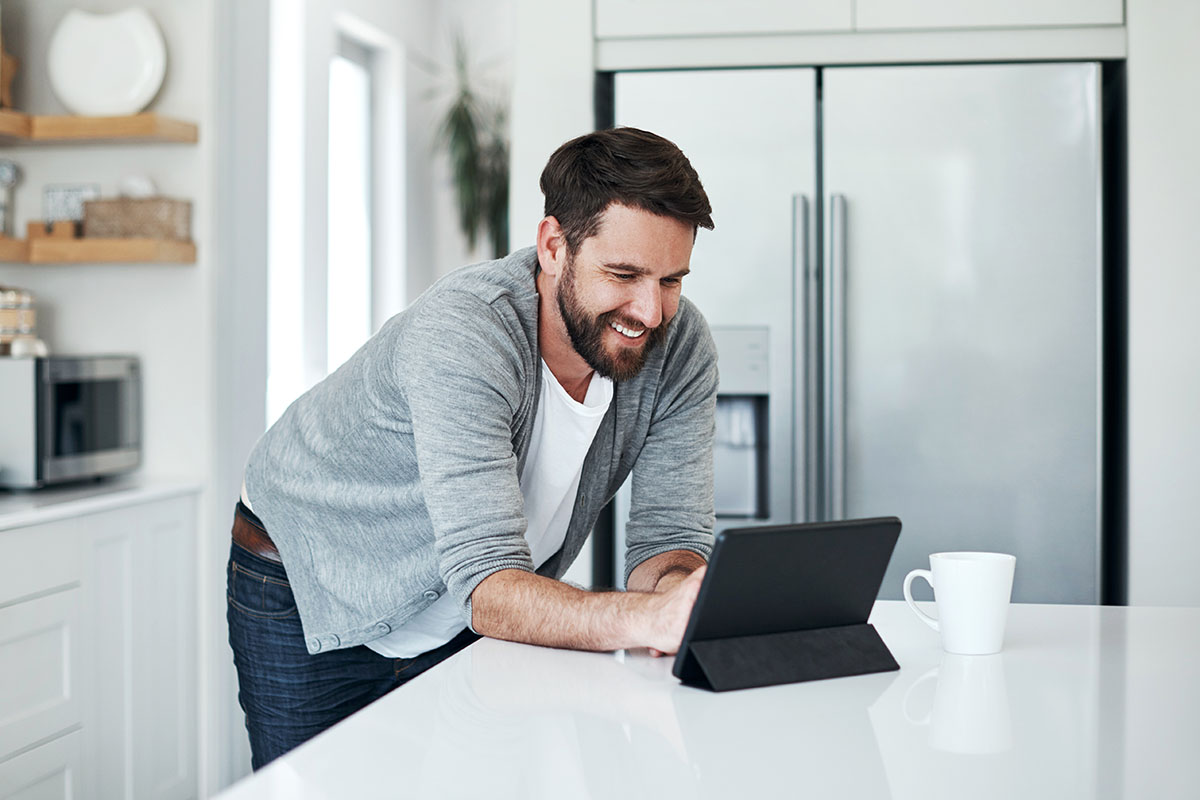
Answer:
[{"left": 0, "top": 355, "right": 141, "bottom": 489}]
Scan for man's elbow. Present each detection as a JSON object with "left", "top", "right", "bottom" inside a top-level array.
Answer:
[{"left": 468, "top": 567, "right": 540, "bottom": 637}]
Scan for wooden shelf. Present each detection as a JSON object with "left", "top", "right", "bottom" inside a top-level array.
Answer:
[
  {"left": 0, "top": 235, "right": 27, "bottom": 261},
  {"left": 0, "top": 109, "right": 31, "bottom": 139},
  {"left": 0, "top": 110, "right": 197, "bottom": 145},
  {"left": 0, "top": 237, "right": 195, "bottom": 264}
]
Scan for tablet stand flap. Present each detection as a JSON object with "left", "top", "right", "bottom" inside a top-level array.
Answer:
[{"left": 680, "top": 623, "right": 899, "bottom": 692}]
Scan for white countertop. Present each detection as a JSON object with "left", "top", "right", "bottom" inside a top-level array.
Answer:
[
  {"left": 0, "top": 478, "right": 202, "bottom": 531},
  {"left": 216, "top": 601, "right": 1200, "bottom": 799}
]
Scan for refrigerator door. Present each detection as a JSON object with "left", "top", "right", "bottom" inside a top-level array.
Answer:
[
  {"left": 822, "top": 63, "right": 1102, "bottom": 603},
  {"left": 615, "top": 68, "right": 819, "bottom": 531}
]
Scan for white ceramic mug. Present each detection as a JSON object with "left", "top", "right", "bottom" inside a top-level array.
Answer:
[{"left": 903, "top": 552, "right": 1016, "bottom": 655}]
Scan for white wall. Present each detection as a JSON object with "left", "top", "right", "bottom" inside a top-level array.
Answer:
[
  {"left": 1125, "top": 0, "right": 1200, "bottom": 606},
  {"left": 213, "top": 1, "right": 269, "bottom": 789},
  {"left": 509, "top": 0, "right": 595, "bottom": 257}
]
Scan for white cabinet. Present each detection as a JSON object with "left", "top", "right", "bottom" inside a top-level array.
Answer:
[
  {"left": 593, "top": 0, "right": 1126, "bottom": 70},
  {"left": 0, "top": 486, "right": 198, "bottom": 800},
  {"left": 0, "top": 519, "right": 83, "bottom": 608},
  {"left": 0, "top": 730, "right": 83, "bottom": 800},
  {"left": 595, "top": 0, "right": 852, "bottom": 38},
  {"left": 855, "top": 0, "right": 1123, "bottom": 31},
  {"left": 595, "top": 0, "right": 1123, "bottom": 39},
  {"left": 0, "top": 590, "right": 83, "bottom": 760}
]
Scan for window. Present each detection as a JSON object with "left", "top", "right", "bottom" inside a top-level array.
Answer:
[
  {"left": 326, "top": 36, "right": 374, "bottom": 374},
  {"left": 266, "top": 10, "right": 402, "bottom": 426}
]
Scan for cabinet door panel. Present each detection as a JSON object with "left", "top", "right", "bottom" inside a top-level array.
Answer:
[
  {"left": 130, "top": 498, "right": 196, "bottom": 799},
  {"left": 82, "top": 520, "right": 131, "bottom": 799},
  {"left": 855, "top": 0, "right": 1123, "bottom": 31},
  {"left": 0, "top": 729, "right": 83, "bottom": 800},
  {"left": 597, "top": 0, "right": 851, "bottom": 38},
  {"left": 0, "top": 520, "right": 82, "bottom": 608},
  {"left": 0, "top": 590, "right": 82, "bottom": 760},
  {"left": 82, "top": 496, "right": 198, "bottom": 799}
]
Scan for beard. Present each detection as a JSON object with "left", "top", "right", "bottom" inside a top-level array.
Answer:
[{"left": 556, "top": 256, "right": 669, "bottom": 382}]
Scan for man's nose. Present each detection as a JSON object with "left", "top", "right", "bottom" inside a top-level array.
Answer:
[{"left": 626, "top": 280, "right": 663, "bottom": 330}]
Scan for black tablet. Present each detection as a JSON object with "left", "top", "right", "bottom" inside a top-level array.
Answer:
[{"left": 672, "top": 516, "right": 902, "bottom": 687}]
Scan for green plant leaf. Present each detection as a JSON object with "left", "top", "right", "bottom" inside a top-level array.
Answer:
[{"left": 432, "top": 31, "right": 510, "bottom": 257}]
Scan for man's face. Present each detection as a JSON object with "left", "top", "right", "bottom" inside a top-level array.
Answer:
[{"left": 555, "top": 204, "right": 694, "bottom": 382}]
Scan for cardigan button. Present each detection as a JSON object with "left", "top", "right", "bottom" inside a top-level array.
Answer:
[
  {"left": 375, "top": 622, "right": 392, "bottom": 635},
  {"left": 423, "top": 589, "right": 440, "bottom": 601},
  {"left": 308, "top": 637, "right": 322, "bottom": 652}
]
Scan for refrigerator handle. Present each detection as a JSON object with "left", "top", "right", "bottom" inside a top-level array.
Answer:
[
  {"left": 825, "top": 194, "right": 848, "bottom": 520},
  {"left": 792, "top": 193, "right": 810, "bottom": 522}
]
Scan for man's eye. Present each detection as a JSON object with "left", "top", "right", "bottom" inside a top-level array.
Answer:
[
  {"left": 613, "top": 273, "right": 637, "bottom": 281},
  {"left": 662, "top": 277, "right": 682, "bottom": 287}
]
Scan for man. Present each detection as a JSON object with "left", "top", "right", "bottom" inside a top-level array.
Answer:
[{"left": 227, "top": 127, "right": 717, "bottom": 769}]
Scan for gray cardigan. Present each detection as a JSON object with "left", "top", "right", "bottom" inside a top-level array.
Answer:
[{"left": 244, "top": 247, "right": 717, "bottom": 653}]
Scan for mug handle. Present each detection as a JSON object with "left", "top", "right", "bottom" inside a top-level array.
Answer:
[{"left": 903, "top": 569, "right": 940, "bottom": 632}]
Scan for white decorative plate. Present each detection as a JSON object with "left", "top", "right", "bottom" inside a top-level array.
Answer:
[{"left": 46, "top": 8, "right": 167, "bottom": 116}]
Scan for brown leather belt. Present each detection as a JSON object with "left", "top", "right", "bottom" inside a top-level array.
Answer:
[{"left": 232, "top": 508, "right": 283, "bottom": 564}]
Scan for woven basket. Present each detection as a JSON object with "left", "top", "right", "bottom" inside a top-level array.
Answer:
[{"left": 83, "top": 197, "right": 192, "bottom": 240}]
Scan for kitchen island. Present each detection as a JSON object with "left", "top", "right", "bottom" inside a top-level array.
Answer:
[{"left": 215, "top": 601, "right": 1200, "bottom": 799}]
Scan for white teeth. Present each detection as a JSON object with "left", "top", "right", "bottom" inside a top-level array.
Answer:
[{"left": 610, "top": 321, "right": 645, "bottom": 338}]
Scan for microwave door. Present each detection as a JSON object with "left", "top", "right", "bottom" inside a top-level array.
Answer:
[{"left": 40, "top": 357, "right": 141, "bottom": 484}]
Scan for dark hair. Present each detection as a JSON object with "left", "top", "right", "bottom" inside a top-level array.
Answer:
[{"left": 540, "top": 127, "right": 713, "bottom": 253}]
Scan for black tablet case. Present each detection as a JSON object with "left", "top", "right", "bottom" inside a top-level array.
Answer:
[{"left": 672, "top": 517, "right": 902, "bottom": 692}]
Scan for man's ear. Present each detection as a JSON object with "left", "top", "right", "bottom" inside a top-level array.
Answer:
[{"left": 536, "top": 216, "right": 569, "bottom": 278}]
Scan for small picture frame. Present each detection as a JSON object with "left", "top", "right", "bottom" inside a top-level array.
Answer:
[{"left": 44, "top": 183, "right": 101, "bottom": 222}]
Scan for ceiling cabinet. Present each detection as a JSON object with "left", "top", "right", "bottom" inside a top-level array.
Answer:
[
  {"left": 855, "top": 0, "right": 1123, "bottom": 30},
  {"left": 595, "top": 0, "right": 1122, "bottom": 41},
  {"left": 595, "top": 0, "right": 851, "bottom": 38}
]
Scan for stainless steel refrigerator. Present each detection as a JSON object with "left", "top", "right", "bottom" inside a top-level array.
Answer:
[{"left": 611, "top": 63, "right": 1105, "bottom": 604}]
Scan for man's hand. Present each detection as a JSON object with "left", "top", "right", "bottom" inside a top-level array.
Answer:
[
  {"left": 641, "top": 565, "right": 705, "bottom": 657},
  {"left": 470, "top": 560, "right": 707, "bottom": 655}
]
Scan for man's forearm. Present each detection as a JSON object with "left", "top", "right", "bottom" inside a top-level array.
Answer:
[
  {"left": 626, "top": 549, "right": 707, "bottom": 593},
  {"left": 470, "top": 567, "right": 702, "bottom": 653}
]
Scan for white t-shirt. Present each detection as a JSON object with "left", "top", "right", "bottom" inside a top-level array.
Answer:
[{"left": 365, "top": 361, "right": 613, "bottom": 658}]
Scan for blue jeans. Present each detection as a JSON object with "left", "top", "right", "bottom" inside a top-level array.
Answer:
[{"left": 226, "top": 509, "right": 480, "bottom": 770}]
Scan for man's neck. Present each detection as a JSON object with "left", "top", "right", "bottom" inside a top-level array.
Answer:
[{"left": 536, "top": 269, "right": 595, "bottom": 403}]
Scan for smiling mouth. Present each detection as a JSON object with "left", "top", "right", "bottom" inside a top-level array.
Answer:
[{"left": 609, "top": 320, "right": 646, "bottom": 339}]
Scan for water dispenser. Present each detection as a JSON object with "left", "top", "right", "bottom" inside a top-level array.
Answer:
[{"left": 711, "top": 327, "right": 770, "bottom": 520}]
